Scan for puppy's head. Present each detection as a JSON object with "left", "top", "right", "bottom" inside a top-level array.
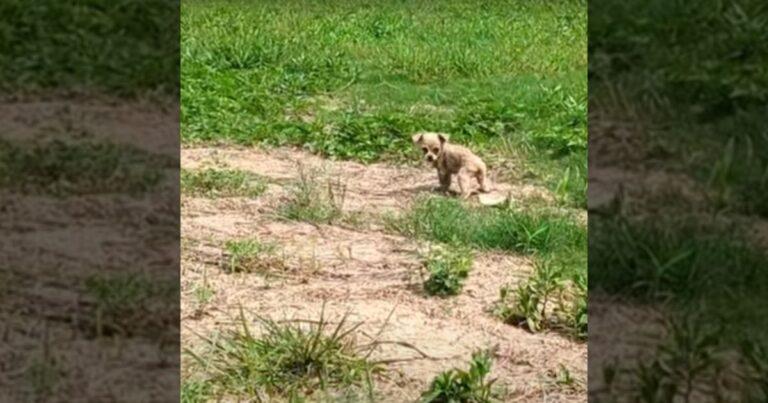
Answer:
[{"left": 411, "top": 132, "right": 448, "bottom": 163}]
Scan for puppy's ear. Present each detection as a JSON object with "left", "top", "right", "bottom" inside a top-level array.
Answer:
[
  {"left": 411, "top": 133, "right": 423, "bottom": 144},
  {"left": 437, "top": 133, "right": 449, "bottom": 144}
]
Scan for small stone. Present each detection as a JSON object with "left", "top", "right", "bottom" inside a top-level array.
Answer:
[{"left": 478, "top": 191, "right": 509, "bottom": 206}]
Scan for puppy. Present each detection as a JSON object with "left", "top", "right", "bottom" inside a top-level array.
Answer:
[{"left": 411, "top": 131, "right": 491, "bottom": 198}]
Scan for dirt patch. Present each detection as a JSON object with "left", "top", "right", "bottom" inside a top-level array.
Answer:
[
  {"left": 181, "top": 146, "right": 586, "bottom": 401},
  {"left": 182, "top": 146, "right": 552, "bottom": 218}
]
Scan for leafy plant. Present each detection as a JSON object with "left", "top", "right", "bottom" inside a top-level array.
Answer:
[
  {"left": 421, "top": 350, "right": 498, "bottom": 403},
  {"left": 496, "top": 260, "right": 565, "bottom": 333},
  {"left": 422, "top": 246, "right": 473, "bottom": 296}
]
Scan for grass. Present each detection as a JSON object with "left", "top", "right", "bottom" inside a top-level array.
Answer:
[
  {"left": 422, "top": 246, "right": 473, "bottom": 297},
  {"left": 421, "top": 350, "right": 498, "bottom": 403},
  {"left": 495, "top": 260, "right": 587, "bottom": 338},
  {"left": 222, "top": 239, "right": 284, "bottom": 273},
  {"left": 589, "top": 216, "right": 768, "bottom": 301},
  {"left": 187, "top": 308, "right": 377, "bottom": 401},
  {"left": 390, "top": 196, "right": 587, "bottom": 337},
  {"left": 25, "top": 357, "right": 59, "bottom": 400},
  {"left": 0, "top": 0, "right": 178, "bottom": 96},
  {"left": 181, "top": 0, "right": 587, "bottom": 207},
  {"left": 0, "top": 140, "right": 167, "bottom": 196},
  {"left": 389, "top": 196, "right": 585, "bottom": 266},
  {"left": 279, "top": 165, "right": 350, "bottom": 224},
  {"left": 590, "top": 0, "right": 768, "bottom": 397},
  {"left": 181, "top": 379, "right": 213, "bottom": 403},
  {"left": 590, "top": 0, "right": 768, "bottom": 217},
  {"left": 181, "top": 168, "right": 267, "bottom": 197},
  {"left": 84, "top": 273, "right": 178, "bottom": 337},
  {"left": 600, "top": 309, "right": 768, "bottom": 401}
]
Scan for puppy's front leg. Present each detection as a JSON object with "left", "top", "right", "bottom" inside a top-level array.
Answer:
[{"left": 438, "top": 170, "right": 451, "bottom": 193}]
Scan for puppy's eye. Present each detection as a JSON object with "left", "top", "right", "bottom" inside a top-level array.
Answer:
[
  {"left": 432, "top": 147, "right": 439, "bottom": 153},
  {"left": 421, "top": 147, "right": 428, "bottom": 153}
]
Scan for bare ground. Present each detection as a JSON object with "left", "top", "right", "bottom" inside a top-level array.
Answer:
[{"left": 181, "top": 146, "right": 587, "bottom": 402}]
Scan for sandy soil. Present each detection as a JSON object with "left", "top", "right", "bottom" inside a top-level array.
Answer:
[{"left": 181, "top": 146, "right": 587, "bottom": 402}]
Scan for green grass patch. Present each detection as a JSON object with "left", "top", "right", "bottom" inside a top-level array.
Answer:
[
  {"left": 187, "top": 309, "right": 378, "bottom": 401},
  {"left": 421, "top": 350, "right": 499, "bottom": 403},
  {"left": 389, "top": 196, "right": 585, "bottom": 258},
  {"left": 589, "top": 216, "right": 768, "bottom": 302},
  {"left": 182, "top": 0, "right": 587, "bottom": 207},
  {"left": 222, "top": 239, "right": 284, "bottom": 274},
  {"left": 422, "top": 246, "right": 473, "bottom": 297},
  {"left": 0, "top": 140, "right": 167, "bottom": 196},
  {"left": 181, "top": 168, "right": 266, "bottom": 197},
  {"left": 0, "top": 0, "right": 178, "bottom": 96}
]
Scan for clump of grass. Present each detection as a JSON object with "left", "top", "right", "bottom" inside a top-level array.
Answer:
[
  {"left": 388, "top": 196, "right": 585, "bottom": 256},
  {"left": 222, "top": 239, "right": 284, "bottom": 273},
  {"left": 181, "top": 168, "right": 266, "bottom": 197},
  {"left": 0, "top": 140, "right": 167, "bottom": 196},
  {"left": 422, "top": 246, "right": 473, "bottom": 297},
  {"left": 84, "top": 273, "right": 178, "bottom": 337},
  {"left": 279, "top": 166, "right": 348, "bottom": 224},
  {"left": 188, "top": 308, "right": 377, "bottom": 400},
  {"left": 421, "top": 350, "right": 498, "bottom": 403},
  {"left": 589, "top": 215, "right": 768, "bottom": 301}
]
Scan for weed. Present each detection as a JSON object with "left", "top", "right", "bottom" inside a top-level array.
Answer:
[
  {"left": 193, "top": 282, "right": 214, "bottom": 306},
  {"left": 279, "top": 165, "right": 348, "bottom": 224},
  {"left": 422, "top": 246, "right": 473, "bottom": 297},
  {"left": 181, "top": 379, "right": 213, "bottom": 403},
  {"left": 84, "top": 273, "right": 177, "bottom": 337},
  {"left": 0, "top": 140, "right": 167, "bottom": 196},
  {"left": 496, "top": 260, "right": 561, "bottom": 333},
  {"left": 741, "top": 340, "right": 768, "bottom": 401},
  {"left": 181, "top": 168, "right": 266, "bottom": 197},
  {"left": 421, "top": 350, "right": 498, "bottom": 403},
  {"left": 555, "top": 365, "right": 577, "bottom": 389},
  {"left": 222, "top": 239, "right": 284, "bottom": 274},
  {"left": 187, "top": 308, "right": 377, "bottom": 400},
  {"left": 25, "top": 357, "right": 58, "bottom": 399}
]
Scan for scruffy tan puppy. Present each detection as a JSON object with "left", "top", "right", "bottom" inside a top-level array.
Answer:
[{"left": 412, "top": 131, "right": 491, "bottom": 198}]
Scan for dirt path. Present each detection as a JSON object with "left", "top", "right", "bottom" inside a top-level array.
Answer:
[{"left": 181, "top": 146, "right": 587, "bottom": 402}]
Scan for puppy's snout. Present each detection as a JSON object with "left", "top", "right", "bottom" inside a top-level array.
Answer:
[{"left": 426, "top": 154, "right": 435, "bottom": 162}]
